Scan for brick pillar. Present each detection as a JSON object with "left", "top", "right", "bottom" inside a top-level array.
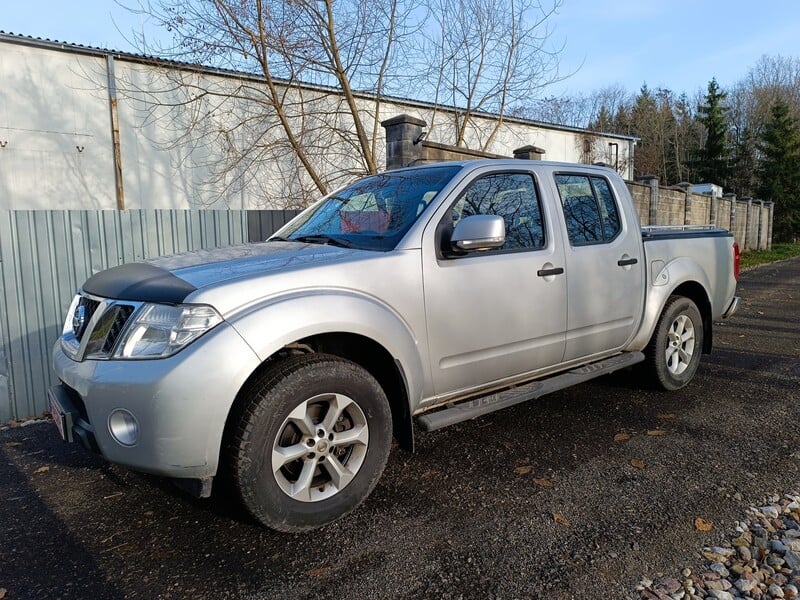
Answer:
[
  {"left": 755, "top": 200, "right": 764, "bottom": 250},
  {"left": 709, "top": 193, "right": 718, "bottom": 227},
  {"left": 513, "top": 145, "right": 546, "bottom": 160},
  {"left": 724, "top": 193, "right": 737, "bottom": 245},
  {"left": 766, "top": 201, "right": 774, "bottom": 250},
  {"left": 637, "top": 176, "right": 659, "bottom": 226},
  {"left": 742, "top": 197, "right": 753, "bottom": 250},
  {"left": 381, "top": 114, "right": 427, "bottom": 170},
  {"left": 675, "top": 182, "right": 692, "bottom": 225}
]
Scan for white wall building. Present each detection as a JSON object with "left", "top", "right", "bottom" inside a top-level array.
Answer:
[{"left": 0, "top": 32, "right": 637, "bottom": 211}]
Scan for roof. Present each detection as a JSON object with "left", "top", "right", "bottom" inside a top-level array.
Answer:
[{"left": 0, "top": 31, "right": 637, "bottom": 142}]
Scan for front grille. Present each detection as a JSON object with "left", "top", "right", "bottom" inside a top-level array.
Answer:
[
  {"left": 63, "top": 294, "right": 140, "bottom": 360},
  {"left": 103, "top": 305, "right": 135, "bottom": 353}
]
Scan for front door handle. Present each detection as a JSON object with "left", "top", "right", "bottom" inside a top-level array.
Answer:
[
  {"left": 537, "top": 267, "right": 565, "bottom": 277},
  {"left": 617, "top": 257, "right": 638, "bottom": 267}
]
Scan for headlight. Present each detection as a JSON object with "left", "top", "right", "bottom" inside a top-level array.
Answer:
[{"left": 114, "top": 303, "right": 223, "bottom": 359}]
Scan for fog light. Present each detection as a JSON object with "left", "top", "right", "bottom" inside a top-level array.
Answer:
[{"left": 108, "top": 409, "right": 139, "bottom": 446}]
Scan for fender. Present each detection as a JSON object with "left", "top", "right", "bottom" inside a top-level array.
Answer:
[
  {"left": 226, "top": 288, "right": 427, "bottom": 414},
  {"left": 627, "top": 256, "right": 712, "bottom": 352}
]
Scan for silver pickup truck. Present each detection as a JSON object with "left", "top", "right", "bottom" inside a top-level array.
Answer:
[{"left": 49, "top": 160, "right": 740, "bottom": 531}]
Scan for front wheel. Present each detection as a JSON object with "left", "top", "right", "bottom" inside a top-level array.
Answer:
[
  {"left": 228, "top": 354, "right": 392, "bottom": 532},
  {"left": 645, "top": 295, "right": 704, "bottom": 391}
]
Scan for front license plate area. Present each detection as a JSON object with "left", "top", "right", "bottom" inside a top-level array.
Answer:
[{"left": 48, "top": 387, "right": 74, "bottom": 443}]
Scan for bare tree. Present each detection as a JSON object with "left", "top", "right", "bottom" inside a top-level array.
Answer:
[
  {"left": 116, "top": 0, "right": 423, "bottom": 206},
  {"left": 513, "top": 84, "right": 630, "bottom": 129},
  {"left": 421, "top": 0, "right": 565, "bottom": 150},
  {"left": 113, "top": 0, "right": 567, "bottom": 207}
]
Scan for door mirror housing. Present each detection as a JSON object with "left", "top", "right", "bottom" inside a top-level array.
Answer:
[{"left": 450, "top": 215, "right": 506, "bottom": 252}]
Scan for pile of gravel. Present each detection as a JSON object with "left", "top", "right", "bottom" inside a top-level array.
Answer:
[{"left": 638, "top": 493, "right": 800, "bottom": 600}]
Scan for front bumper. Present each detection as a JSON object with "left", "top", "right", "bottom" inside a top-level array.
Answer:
[{"left": 50, "top": 321, "right": 261, "bottom": 480}]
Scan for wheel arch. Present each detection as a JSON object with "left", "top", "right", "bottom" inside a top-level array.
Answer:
[
  {"left": 669, "top": 281, "right": 713, "bottom": 353},
  {"left": 222, "top": 331, "right": 416, "bottom": 467},
  {"left": 628, "top": 257, "right": 714, "bottom": 354}
]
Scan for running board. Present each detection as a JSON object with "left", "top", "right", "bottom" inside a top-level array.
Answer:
[{"left": 416, "top": 352, "right": 645, "bottom": 432}]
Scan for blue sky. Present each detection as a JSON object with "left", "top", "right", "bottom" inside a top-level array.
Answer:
[{"left": 2, "top": 0, "right": 799, "bottom": 98}]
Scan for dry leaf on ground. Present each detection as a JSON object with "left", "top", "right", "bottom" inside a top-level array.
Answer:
[
  {"left": 33, "top": 466, "right": 50, "bottom": 474},
  {"left": 552, "top": 512, "right": 571, "bottom": 526},
  {"left": 630, "top": 458, "right": 646, "bottom": 469},
  {"left": 0, "top": 587, "right": 7, "bottom": 599},
  {"left": 513, "top": 465, "right": 533, "bottom": 475},
  {"left": 657, "top": 413, "right": 677, "bottom": 420},
  {"left": 4, "top": 442, "right": 21, "bottom": 448},
  {"left": 694, "top": 517, "right": 714, "bottom": 532},
  {"left": 647, "top": 429, "right": 667, "bottom": 436},
  {"left": 613, "top": 433, "right": 631, "bottom": 442},
  {"left": 533, "top": 478, "right": 554, "bottom": 489},
  {"left": 306, "top": 567, "right": 330, "bottom": 577}
]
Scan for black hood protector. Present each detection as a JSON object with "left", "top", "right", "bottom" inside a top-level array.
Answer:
[{"left": 82, "top": 263, "right": 197, "bottom": 304}]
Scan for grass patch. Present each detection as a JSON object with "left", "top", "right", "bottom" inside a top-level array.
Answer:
[{"left": 740, "top": 242, "right": 800, "bottom": 269}]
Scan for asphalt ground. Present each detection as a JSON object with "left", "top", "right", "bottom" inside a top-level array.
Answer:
[{"left": 1, "top": 257, "right": 799, "bottom": 600}]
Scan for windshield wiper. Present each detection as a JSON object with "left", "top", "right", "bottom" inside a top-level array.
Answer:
[
  {"left": 266, "top": 236, "right": 291, "bottom": 242},
  {"left": 291, "top": 234, "right": 354, "bottom": 248}
]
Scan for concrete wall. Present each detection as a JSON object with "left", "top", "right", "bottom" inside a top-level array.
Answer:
[{"left": 631, "top": 179, "right": 772, "bottom": 251}]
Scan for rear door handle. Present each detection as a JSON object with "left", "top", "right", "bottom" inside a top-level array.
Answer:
[
  {"left": 617, "top": 257, "right": 638, "bottom": 266},
  {"left": 537, "top": 267, "right": 565, "bottom": 277}
]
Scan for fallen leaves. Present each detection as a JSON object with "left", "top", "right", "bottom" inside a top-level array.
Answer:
[
  {"left": 647, "top": 429, "right": 667, "bottom": 436},
  {"left": 533, "top": 478, "right": 554, "bottom": 489},
  {"left": 552, "top": 512, "right": 571, "bottom": 527},
  {"left": 0, "top": 587, "right": 7, "bottom": 599},
  {"left": 657, "top": 413, "right": 677, "bottom": 420},
  {"left": 613, "top": 433, "right": 631, "bottom": 442},
  {"left": 630, "top": 458, "right": 646, "bottom": 470},
  {"left": 695, "top": 518, "right": 714, "bottom": 532},
  {"left": 513, "top": 465, "right": 533, "bottom": 475},
  {"left": 33, "top": 466, "right": 50, "bottom": 474},
  {"left": 306, "top": 566, "right": 330, "bottom": 578}
]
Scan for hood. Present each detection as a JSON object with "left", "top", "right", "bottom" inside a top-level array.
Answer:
[
  {"left": 148, "top": 241, "right": 356, "bottom": 289},
  {"left": 81, "top": 242, "right": 359, "bottom": 303}
]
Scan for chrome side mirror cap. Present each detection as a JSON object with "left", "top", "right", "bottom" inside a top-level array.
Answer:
[{"left": 451, "top": 215, "right": 506, "bottom": 251}]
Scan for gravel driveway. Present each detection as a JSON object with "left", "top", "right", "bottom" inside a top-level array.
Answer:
[{"left": 1, "top": 257, "right": 799, "bottom": 600}]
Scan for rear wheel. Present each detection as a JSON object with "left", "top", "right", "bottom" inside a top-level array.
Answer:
[
  {"left": 229, "top": 354, "right": 392, "bottom": 532},
  {"left": 645, "top": 295, "right": 704, "bottom": 391}
]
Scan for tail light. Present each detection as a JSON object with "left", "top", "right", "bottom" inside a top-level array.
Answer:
[{"left": 733, "top": 241, "right": 740, "bottom": 281}]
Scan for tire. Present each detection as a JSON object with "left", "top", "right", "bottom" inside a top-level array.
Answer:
[
  {"left": 645, "top": 295, "right": 704, "bottom": 391},
  {"left": 228, "top": 353, "right": 392, "bottom": 532}
]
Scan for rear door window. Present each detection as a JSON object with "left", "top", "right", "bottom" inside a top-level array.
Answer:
[{"left": 555, "top": 174, "right": 621, "bottom": 246}]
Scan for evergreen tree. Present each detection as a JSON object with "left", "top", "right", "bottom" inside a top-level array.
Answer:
[
  {"left": 731, "top": 126, "right": 758, "bottom": 198},
  {"left": 696, "top": 78, "right": 731, "bottom": 187},
  {"left": 757, "top": 100, "right": 800, "bottom": 241}
]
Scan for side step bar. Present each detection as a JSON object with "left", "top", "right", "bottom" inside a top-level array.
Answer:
[{"left": 416, "top": 352, "right": 645, "bottom": 432}]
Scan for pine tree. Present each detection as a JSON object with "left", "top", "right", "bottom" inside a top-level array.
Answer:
[
  {"left": 757, "top": 100, "right": 800, "bottom": 241},
  {"left": 696, "top": 78, "right": 731, "bottom": 188}
]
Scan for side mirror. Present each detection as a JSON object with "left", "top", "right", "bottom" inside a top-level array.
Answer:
[{"left": 450, "top": 215, "right": 506, "bottom": 252}]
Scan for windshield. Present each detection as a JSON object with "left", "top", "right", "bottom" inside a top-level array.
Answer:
[{"left": 273, "top": 165, "right": 462, "bottom": 251}]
